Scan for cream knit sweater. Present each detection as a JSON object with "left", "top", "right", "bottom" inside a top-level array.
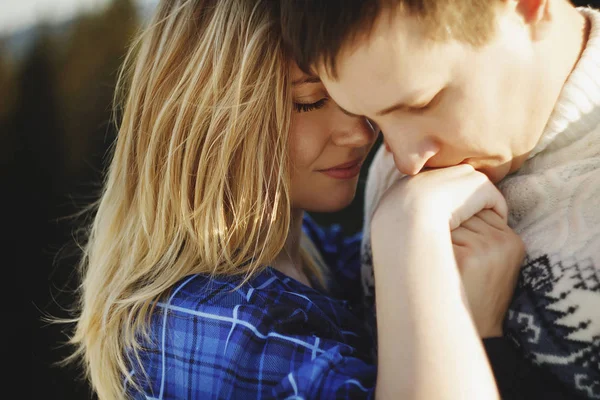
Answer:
[{"left": 360, "top": 8, "right": 600, "bottom": 398}]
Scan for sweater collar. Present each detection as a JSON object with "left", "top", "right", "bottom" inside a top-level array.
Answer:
[{"left": 528, "top": 7, "right": 600, "bottom": 159}]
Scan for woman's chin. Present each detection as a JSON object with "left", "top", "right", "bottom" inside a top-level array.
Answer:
[{"left": 302, "top": 189, "right": 357, "bottom": 213}]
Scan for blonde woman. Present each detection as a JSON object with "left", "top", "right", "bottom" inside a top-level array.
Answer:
[{"left": 69, "top": 0, "right": 525, "bottom": 399}]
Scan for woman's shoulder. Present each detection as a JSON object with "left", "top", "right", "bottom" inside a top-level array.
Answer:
[
  {"left": 146, "top": 266, "right": 370, "bottom": 348},
  {"left": 163, "top": 272, "right": 262, "bottom": 310},
  {"left": 163, "top": 267, "right": 320, "bottom": 311},
  {"left": 131, "top": 268, "right": 376, "bottom": 399}
]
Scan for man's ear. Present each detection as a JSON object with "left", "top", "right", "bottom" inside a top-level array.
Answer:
[{"left": 511, "top": 0, "right": 553, "bottom": 40}]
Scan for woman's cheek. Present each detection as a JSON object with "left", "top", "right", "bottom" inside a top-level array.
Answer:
[{"left": 289, "top": 113, "right": 328, "bottom": 169}]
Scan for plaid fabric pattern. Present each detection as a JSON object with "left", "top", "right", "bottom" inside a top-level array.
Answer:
[{"left": 128, "top": 215, "right": 376, "bottom": 399}]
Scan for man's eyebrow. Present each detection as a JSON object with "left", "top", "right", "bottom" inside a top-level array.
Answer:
[
  {"left": 375, "top": 100, "right": 413, "bottom": 117},
  {"left": 375, "top": 89, "right": 437, "bottom": 116},
  {"left": 339, "top": 99, "right": 416, "bottom": 118},
  {"left": 292, "top": 76, "right": 321, "bottom": 85}
]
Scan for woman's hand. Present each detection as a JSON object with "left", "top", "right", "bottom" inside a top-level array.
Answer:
[
  {"left": 453, "top": 210, "right": 525, "bottom": 338},
  {"left": 371, "top": 164, "right": 523, "bottom": 339},
  {"left": 371, "top": 165, "right": 504, "bottom": 400},
  {"left": 371, "top": 164, "right": 507, "bottom": 237}
]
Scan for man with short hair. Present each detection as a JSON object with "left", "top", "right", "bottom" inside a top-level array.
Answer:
[{"left": 281, "top": 0, "right": 600, "bottom": 398}]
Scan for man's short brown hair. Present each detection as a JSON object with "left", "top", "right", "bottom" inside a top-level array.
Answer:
[{"left": 280, "top": 0, "right": 499, "bottom": 78}]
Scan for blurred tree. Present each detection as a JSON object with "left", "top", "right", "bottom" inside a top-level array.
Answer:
[
  {"left": 57, "top": 0, "right": 139, "bottom": 184},
  {"left": 12, "top": 31, "right": 65, "bottom": 186},
  {"left": 0, "top": 40, "right": 17, "bottom": 168},
  {"left": 0, "top": 37, "right": 21, "bottom": 391},
  {"left": 24, "top": 2, "right": 141, "bottom": 399},
  {"left": 0, "top": 41, "right": 14, "bottom": 113},
  {"left": 8, "top": 28, "right": 86, "bottom": 399}
]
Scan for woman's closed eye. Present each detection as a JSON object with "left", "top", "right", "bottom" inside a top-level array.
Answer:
[{"left": 293, "top": 98, "right": 328, "bottom": 113}]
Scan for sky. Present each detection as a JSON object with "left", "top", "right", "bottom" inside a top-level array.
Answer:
[{"left": 0, "top": 0, "right": 157, "bottom": 36}]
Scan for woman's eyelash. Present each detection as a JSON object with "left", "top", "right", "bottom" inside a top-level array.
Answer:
[{"left": 293, "top": 98, "right": 328, "bottom": 113}]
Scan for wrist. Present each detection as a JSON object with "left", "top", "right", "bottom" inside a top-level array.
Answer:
[
  {"left": 371, "top": 203, "right": 446, "bottom": 242},
  {"left": 482, "top": 327, "right": 504, "bottom": 338},
  {"left": 371, "top": 208, "right": 453, "bottom": 276}
]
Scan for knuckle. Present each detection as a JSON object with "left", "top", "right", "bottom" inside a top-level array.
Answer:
[
  {"left": 461, "top": 163, "right": 475, "bottom": 172},
  {"left": 491, "top": 231, "right": 509, "bottom": 246},
  {"left": 457, "top": 249, "right": 476, "bottom": 269},
  {"left": 479, "top": 239, "right": 492, "bottom": 252},
  {"left": 508, "top": 231, "right": 525, "bottom": 250},
  {"left": 462, "top": 258, "right": 478, "bottom": 272}
]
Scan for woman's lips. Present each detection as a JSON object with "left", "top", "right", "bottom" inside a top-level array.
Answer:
[{"left": 318, "top": 158, "right": 363, "bottom": 180}]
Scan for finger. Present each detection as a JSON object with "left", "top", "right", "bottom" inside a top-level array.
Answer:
[
  {"left": 475, "top": 209, "right": 508, "bottom": 231},
  {"left": 451, "top": 226, "right": 479, "bottom": 246},
  {"left": 447, "top": 169, "right": 507, "bottom": 230},
  {"left": 459, "top": 214, "right": 494, "bottom": 235},
  {"left": 457, "top": 168, "right": 507, "bottom": 222},
  {"left": 452, "top": 244, "right": 468, "bottom": 272},
  {"left": 478, "top": 179, "right": 508, "bottom": 223}
]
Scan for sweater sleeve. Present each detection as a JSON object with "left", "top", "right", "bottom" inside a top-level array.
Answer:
[
  {"left": 483, "top": 336, "right": 584, "bottom": 400},
  {"left": 362, "top": 144, "right": 404, "bottom": 235},
  {"left": 360, "top": 145, "right": 405, "bottom": 326}
]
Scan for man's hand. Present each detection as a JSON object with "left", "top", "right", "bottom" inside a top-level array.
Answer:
[{"left": 452, "top": 210, "right": 525, "bottom": 338}]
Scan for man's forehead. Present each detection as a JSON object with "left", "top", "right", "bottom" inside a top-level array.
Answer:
[
  {"left": 320, "top": 45, "right": 453, "bottom": 118},
  {"left": 330, "top": 16, "right": 446, "bottom": 82}
]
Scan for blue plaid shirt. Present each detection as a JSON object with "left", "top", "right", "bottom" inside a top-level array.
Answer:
[{"left": 129, "top": 215, "right": 376, "bottom": 399}]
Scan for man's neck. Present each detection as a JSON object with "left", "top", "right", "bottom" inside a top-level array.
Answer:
[
  {"left": 551, "top": 1, "right": 590, "bottom": 85},
  {"left": 516, "top": 1, "right": 590, "bottom": 169}
]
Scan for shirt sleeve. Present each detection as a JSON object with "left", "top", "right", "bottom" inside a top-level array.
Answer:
[
  {"left": 272, "top": 344, "right": 376, "bottom": 399},
  {"left": 360, "top": 145, "right": 405, "bottom": 302},
  {"left": 362, "top": 145, "right": 401, "bottom": 230},
  {"left": 358, "top": 145, "right": 405, "bottom": 347},
  {"left": 302, "top": 213, "right": 363, "bottom": 302},
  {"left": 131, "top": 291, "right": 376, "bottom": 399}
]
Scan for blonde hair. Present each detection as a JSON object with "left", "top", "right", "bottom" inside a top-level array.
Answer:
[{"left": 68, "top": 1, "right": 323, "bottom": 398}]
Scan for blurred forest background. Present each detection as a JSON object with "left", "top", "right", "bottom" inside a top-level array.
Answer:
[{"left": 2, "top": 0, "right": 596, "bottom": 398}]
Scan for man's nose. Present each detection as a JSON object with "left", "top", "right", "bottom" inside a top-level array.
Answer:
[{"left": 390, "top": 139, "right": 440, "bottom": 176}]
